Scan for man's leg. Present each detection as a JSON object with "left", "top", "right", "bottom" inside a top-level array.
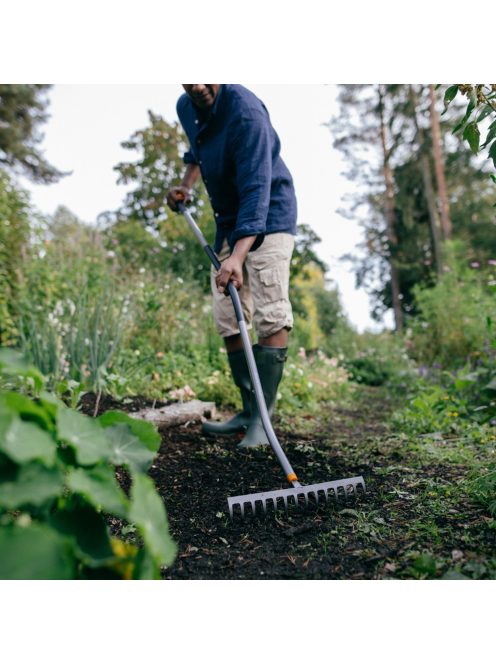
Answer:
[
  {"left": 224, "top": 333, "right": 244, "bottom": 353},
  {"left": 202, "top": 242, "right": 254, "bottom": 436},
  {"left": 258, "top": 328, "right": 288, "bottom": 348},
  {"left": 238, "top": 233, "right": 295, "bottom": 448}
]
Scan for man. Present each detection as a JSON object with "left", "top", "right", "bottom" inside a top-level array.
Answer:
[{"left": 167, "top": 84, "right": 297, "bottom": 447}]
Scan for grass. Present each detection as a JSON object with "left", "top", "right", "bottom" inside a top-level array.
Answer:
[{"left": 294, "top": 384, "right": 496, "bottom": 579}]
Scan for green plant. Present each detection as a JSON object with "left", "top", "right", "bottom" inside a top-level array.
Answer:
[
  {"left": 442, "top": 84, "right": 496, "bottom": 177},
  {"left": 408, "top": 247, "right": 496, "bottom": 367},
  {"left": 330, "top": 329, "right": 415, "bottom": 389},
  {"left": 0, "top": 170, "right": 31, "bottom": 346},
  {"left": 0, "top": 350, "right": 176, "bottom": 579}
]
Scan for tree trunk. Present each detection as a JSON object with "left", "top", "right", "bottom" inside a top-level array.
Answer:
[
  {"left": 429, "top": 84, "right": 452, "bottom": 240},
  {"left": 378, "top": 86, "right": 403, "bottom": 332},
  {"left": 409, "top": 86, "right": 443, "bottom": 276}
]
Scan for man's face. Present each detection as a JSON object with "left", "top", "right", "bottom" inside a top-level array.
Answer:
[{"left": 182, "top": 84, "right": 220, "bottom": 110}]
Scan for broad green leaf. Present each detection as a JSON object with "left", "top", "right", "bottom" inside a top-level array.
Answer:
[
  {"left": 99, "top": 410, "right": 161, "bottom": 453},
  {"left": 481, "top": 120, "right": 496, "bottom": 148},
  {"left": 489, "top": 139, "right": 496, "bottom": 168},
  {"left": 453, "top": 98, "right": 477, "bottom": 135},
  {"left": 477, "top": 104, "right": 494, "bottom": 123},
  {"left": 442, "top": 85, "right": 458, "bottom": 113},
  {"left": 105, "top": 424, "right": 155, "bottom": 474},
  {"left": 0, "top": 463, "right": 64, "bottom": 509},
  {"left": 0, "top": 411, "right": 13, "bottom": 441},
  {"left": 0, "top": 523, "right": 75, "bottom": 580},
  {"left": 67, "top": 465, "right": 129, "bottom": 518},
  {"left": 0, "top": 391, "right": 53, "bottom": 431},
  {"left": 49, "top": 498, "right": 114, "bottom": 566},
  {"left": 0, "top": 349, "right": 44, "bottom": 392},
  {"left": 463, "top": 122, "right": 480, "bottom": 154},
  {"left": 0, "top": 418, "right": 56, "bottom": 466},
  {"left": 38, "top": 391, "right": 64, "bottom": 421},
  {"left": 133, "top": 547, "right": 159, "bottom": 580},
  {"left": 129, "top": 474, "right": 177, "bottom": 567},
  {"left": 57, "top": 407, "right": 111, "bottom": 465},
  {"left": 0, "top": 348, "right": 30, "bottom": 373},
  {"left": 484, "top": 376, "right": 496, "bottom": 391}
]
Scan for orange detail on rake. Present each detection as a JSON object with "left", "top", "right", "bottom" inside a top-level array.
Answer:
[{"left": 287, "top": 473, "right": 298, "bottom": 482}]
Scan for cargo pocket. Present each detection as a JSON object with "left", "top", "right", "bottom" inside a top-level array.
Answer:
[{"left": 258, "top": 267, "right": 284, "bottom": 302}]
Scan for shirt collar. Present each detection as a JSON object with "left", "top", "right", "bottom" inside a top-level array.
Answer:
[
  {"left": 209, "top": 84, "right": 224, "bottom": 116},
  {"left": 194, "top": 85, "right": 224, "bottom": 126}
]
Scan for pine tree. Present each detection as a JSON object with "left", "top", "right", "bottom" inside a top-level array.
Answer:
[{"left": 0, "top": 85, "right": 65, "bottom": 183}]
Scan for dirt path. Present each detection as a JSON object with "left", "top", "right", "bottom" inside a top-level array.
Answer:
[{"left": 86, "top": 387, "right": 496, "bottom": 579}]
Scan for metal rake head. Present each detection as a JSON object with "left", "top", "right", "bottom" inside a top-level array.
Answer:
[{"left": 227, "top": 475, "right": 365, "bottom": 518}]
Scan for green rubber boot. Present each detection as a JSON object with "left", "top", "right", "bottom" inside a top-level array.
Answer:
[
  {"left": 237, "top": 345, "right": 287, "bottom": 449},
  {"left": 202, "top": 349, "right": 252, "bottom": 436}
]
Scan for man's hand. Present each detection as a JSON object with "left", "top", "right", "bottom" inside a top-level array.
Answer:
[
  {"left": 166, "top": 186, "right": 191, "bottom": 212},
  {"left": 215, "top": 255, "right": 244, "bottom": 294},
  {"left": 167, "top": 165, "right": 201, "bottom": 211},
  {"left": 215, "top": 235, "right": 257, "bottom": 294}
]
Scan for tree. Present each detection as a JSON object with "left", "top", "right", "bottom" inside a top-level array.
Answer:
[
  {"left": 0, "top": 171, "right": 31, "bottom": 345},
  {"left": 103, "top": 112, "right": 214, "bottom": 290},
  {"left": 0, "top": 85, "right": 65, "bottom": 183},
  {"left": 331, "top": 84, "right": 496, "bottom": 326},
  {"left": 408, "top": 85, "right": 443, "bottom": 276},
  {"left": 429, "top": 84, "right": 452, "bottom": 240},
  {"left": 378, "top": 85, "right": 403, "bottom": 331},
  {"left": 331, "top": 85, "right": 406, "bottom": 329}
]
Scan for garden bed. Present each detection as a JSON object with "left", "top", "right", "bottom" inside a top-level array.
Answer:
[{"left": 81, "top": 388, "right": 496, "bottom": 580}]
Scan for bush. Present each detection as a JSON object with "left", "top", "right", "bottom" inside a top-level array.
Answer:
[
  {"left": 0, "top": 350, "right": 176, "bottom": 580},
  {"left": 408, "top": 248, "right": 496, "bottom": 368},
  {"left": 326, "top": 327, "right": 416, "bottom": 389}
]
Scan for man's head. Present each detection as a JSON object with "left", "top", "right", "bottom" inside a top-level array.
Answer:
[{"left": 182, "top": 84, "right": 220, "bottom": 110}]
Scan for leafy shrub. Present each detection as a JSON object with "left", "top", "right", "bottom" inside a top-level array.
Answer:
[
  {"left": 328, "top": 328, "right": 416, "bottom": 388},
  {"left": 0, "top": 350, "right": 176, "bottom": 580},
  {"left": 408, "top": 248, "right": 496, "bottom": 368},
  {"left": 278, "top": 350, "right": 351, "bottom": 413}
]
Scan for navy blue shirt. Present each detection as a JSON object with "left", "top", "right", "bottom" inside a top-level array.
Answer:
[{"left": 176, "top": 84, "right": 297, "bottom": 253}]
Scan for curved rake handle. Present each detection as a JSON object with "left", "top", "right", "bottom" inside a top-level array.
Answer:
[{"left": 177, "top": 201, "right": 300, "bottom": 487}]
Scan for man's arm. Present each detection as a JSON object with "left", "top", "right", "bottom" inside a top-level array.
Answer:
[
  {"left": 215, "top": 235, "right": 257, "bottom": 293},
  {"left": 216, "top": 112, "right": 273, "bottom": 293},
  {"left": 166, "top": 164, "right": 201, "bottom": 211}
]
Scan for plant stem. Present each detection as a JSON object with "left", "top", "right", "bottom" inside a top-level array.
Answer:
[{"left": 93, "top": 388, "right": 102, "bottom": 417}]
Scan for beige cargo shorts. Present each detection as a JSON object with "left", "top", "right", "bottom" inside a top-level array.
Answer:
[{"left": 211, "top": 232, "right": 295, "bottom": 339}]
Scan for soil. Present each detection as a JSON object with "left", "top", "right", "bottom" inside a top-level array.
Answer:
[{"left": 81, "top": 388, "right": 496, "bottom": 580}]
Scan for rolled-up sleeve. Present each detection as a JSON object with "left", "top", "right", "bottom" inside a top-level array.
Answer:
[
  {"left": 183, "top": 149, "right": 198, "bottom": 165},
  {"left": 230, "top": 112, "right": 272, "bottom": 247}
]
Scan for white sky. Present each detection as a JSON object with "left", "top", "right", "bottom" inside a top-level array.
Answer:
[{"left": 21, "top": 84, "right": 392, "bottom": 332}]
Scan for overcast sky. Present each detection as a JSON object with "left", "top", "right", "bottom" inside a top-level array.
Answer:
[{"left": 21, "top": 84, "right": 392, "bottom": 332}]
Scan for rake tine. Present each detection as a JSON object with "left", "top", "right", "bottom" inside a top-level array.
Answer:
[{"left": 227, "top": 476, "right": 366, "bottom": 518}]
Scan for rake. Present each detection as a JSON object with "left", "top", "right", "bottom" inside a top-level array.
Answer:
[{"left": 177, "top": 201, "right": 365, "bottom": 517}]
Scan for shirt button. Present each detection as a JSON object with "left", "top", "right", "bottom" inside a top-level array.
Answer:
[
  {"left": 197, "top": 139, "right": 202, "bottom": 144},
  {"left": 199, "top": 160, "right": 203, "bottom": 165},
  {"left": 215, "top": 212, "right": 219, "bottom": 217},
  {"left": 204, "top": 179, "right": 208, "bottom": 184},
  {"left": 194, "top": 119, "right": 199, "bottom": 124}
]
